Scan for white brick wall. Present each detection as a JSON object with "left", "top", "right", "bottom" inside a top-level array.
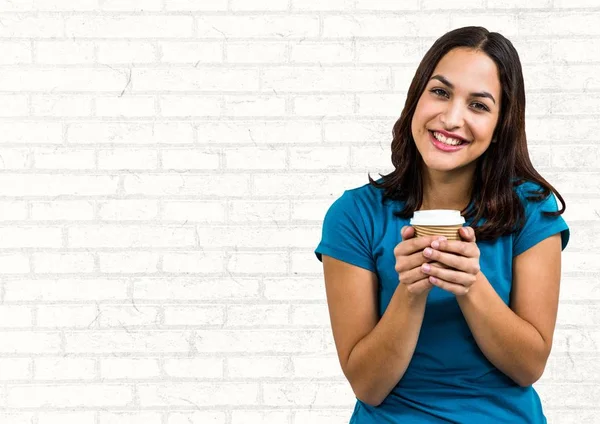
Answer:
[{"left": 0, "top": 1, "right": 597, "bottom": 423}]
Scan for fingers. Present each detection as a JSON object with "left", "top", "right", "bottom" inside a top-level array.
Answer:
[
  {"left": 405, "top": 278, "right": 434, "bottom": 296},
  {"left": 424, "top": 240, "right": 480, "bottom": 274},
  {"left": 396, "top": 233, "right": 441, "bottom": 256},
  {"left": 399, "top": 264, "right": 431, "bottom": 286},
  {"left": 459, "top": 226, "right": 476, "bottom": 242},
  {"left": 401, "top": 226, "right": 414, "bottom": 241},
  {"left": 421, "top": 262, "right": 477, "bottom": 287},
  {"left": 427, "top": 276, "right": 470, "bottom": 296}
]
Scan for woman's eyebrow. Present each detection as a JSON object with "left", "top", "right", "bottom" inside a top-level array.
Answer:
[{"left": 430, "top": 74, "right": 496, "bottom": 105}]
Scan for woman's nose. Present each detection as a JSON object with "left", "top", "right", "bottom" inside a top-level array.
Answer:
[{"left": 440, "top": 102, "right": 465, "bottom": 129}]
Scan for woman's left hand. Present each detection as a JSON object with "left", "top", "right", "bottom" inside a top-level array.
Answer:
[{"left": 420, "top": 226, "right": 481, "bottom": 296}]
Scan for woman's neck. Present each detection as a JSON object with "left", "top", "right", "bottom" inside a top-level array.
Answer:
[{"left": 420, "top": 166, "right": 474, "bottom": 211}]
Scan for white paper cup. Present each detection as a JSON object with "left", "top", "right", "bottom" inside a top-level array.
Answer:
[{"left": 410, "top": 210, "right": 465, "bottom": 268}]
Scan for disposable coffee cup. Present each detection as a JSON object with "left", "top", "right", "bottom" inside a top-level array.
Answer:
[{"left": 409, "top": 210, "right": 465, "bottom": 269}]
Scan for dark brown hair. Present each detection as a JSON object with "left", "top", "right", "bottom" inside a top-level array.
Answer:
[{"left": 368, "top": 26, "right": 565, "bottom": 241}]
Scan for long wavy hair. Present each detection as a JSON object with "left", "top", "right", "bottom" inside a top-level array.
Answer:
[{"left": 368, "top": 26, "right": 565, "bottom": 241}]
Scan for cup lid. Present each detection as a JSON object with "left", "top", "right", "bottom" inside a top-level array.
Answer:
[{"left": 409, "top": 209, "right": 465, "bottom": 226}]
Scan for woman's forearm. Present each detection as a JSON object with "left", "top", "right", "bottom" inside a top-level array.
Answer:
[
  {"left": 456, "top": 272, "right": 549, "bottom": 387},
  {"left": 346, "top": 284, "right": 428, "bottom": 407}
]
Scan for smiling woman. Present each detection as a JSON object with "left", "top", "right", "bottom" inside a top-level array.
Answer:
[{"left": 315, "top": 26, "right": 569, "bottom": 423}]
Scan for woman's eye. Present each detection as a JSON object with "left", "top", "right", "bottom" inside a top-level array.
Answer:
[
  {"left": 431, "top": 88, "right": 448, "bottom": 97},
  {"left": 472, "top": 102, "right": 489, "bottom": 112}
]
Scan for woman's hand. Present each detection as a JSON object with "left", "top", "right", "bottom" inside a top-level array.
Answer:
[
  {"left": 394, "top": 226, "right": 441, "bottom": 296},
  {"left": 419, "top": 226, "right": 481, "bottom": 296}
]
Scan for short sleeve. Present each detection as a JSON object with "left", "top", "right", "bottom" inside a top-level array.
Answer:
[
  {"left": 513, "top": 187, "right": 570, "bottom": 257},
  {"left": 314, "top": 190, "right": 376, "bottom": 273}
]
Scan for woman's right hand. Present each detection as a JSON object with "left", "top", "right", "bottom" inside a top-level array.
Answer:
[{"left": 393, "top": 226, "right": 439, "bottom": 296}]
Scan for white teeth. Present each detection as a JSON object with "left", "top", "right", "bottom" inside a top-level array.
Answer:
[{"left": 432, "top": 131, "right": 463, "bottom": 146}]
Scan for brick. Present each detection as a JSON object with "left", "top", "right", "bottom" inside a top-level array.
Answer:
[
  {"left": 160, "top": 41, "right": 222, "bottom": 64},
  {"left": 224, "top": 95, "right": 285, "bottom": 116},
  {"left": 31, "top": 200, "right": 94, "bottom": 221},
  {"left": 195, "top": 330, "right": 324, "bottom": 353},
  {"left": 0, "top": 68, "right": 128, "bottom": 91},
  {"left": 293, "top": 355, "right": 343, "bottom": 378},
  {"left": 164, "top": 305, "right": 224, "bottom": 326},
  {"left": 519, "top": 13, "right": 600, "bottom": 36},
  {"left": 291, "top": 304, "right": 328, "bottom": 326},
  {"left": 450, "top": 14, "right": 518, "bottom": 36},
  {"left": 356, "top": 0, "right": 418, "bottom": 9},
  {"left": 198, "top": 121, "right": 321, "bottom": 144},
  {"left": 262, "top": 67, "right": 391, "bottom": 91},
  {"left": 229, "top": 356, "right": 290, "bottom": 378},
  {"left": 324, "top": 120, "right": 391, "bottom": 142},
  {"left": 162, "top": 251, "right": 225, "bottom": 273},
  {"left": 0, "top": 358, "right": 31, "bottom": 380},
  {"left": 0, "top": 331, "right": 61, "bottom": 353},
  {"left": 34, "top": 358, "right": 96, "bottom": 380},
  {"left": 99, "top": 252, "right": 160, "bottom": 273},
  {"left": 232, "top": 410, "right": 290, "bottom": 424},
  {"left": 263, "top": 382, "right": 353, "bottom": 406},
  {"left": 290, "top": 41, "right": 353, "bottom": 63},
  {"left": 101, "top": 0, "right": 163, "bottom": 11},
  {"left": 68, "top": 123, "right": 194, "bottom": 145},
  {"left": 100, "top": 358, "right": 160, "bottom": 379},
  {"left": 65, "top": 16, "right": 193, "bottom": 38},
  {"left": 97, "top": 200, "right": 159, "bottom": 221},
  {"left": 35, "top": 41, "right": 95, "bottom": 64},
  {"left": 133, "top": 68, "right": 258, "bottom": 91},
  {"left": 33, "top": 253, "right": 95, "bottom": 274},
  {"left": 197, "top": 16, "right": 319, "bottom": 38},
  {"left": 227, "top": 252, "right": 287, "bottom": 274},
  {"left": 165, "top": 0, "right": 227, "bottom": 10},
  {"left": 0, "top": 15, "right": 63, "bottom": 37},
  {"left": 36, "top": 305, "right": 98, "bottom": 328},
  {"left": 7, "top": 384, "right": 132, "bottom": 407},
  {"left": 423, "top": 0, "right": 485, "bottom": 8},
  {"left": 100, "top": 412, "right": 162, "bottom": 424},
  {"left": 33, "top": 148, "right": 95, "bottom": 169},
  {"left": 226, "top": 305, "right": 289, "bottom": 326},
  {"left": 96, "top": 96, "right": 156, "bottom": 117},
  {"left": 0, "top": 41, "right": 31, "bottom": 64},
  {"left": 64, "top": 330, "right": 191, "bottom": 353},
  {"left": 68, "top": 225, "right": 196, "bottom": 248},
  {"left": 97, "top": 41, "right": 157, "bottom": 63},
  {"left": 98, "top": 148, "right": 158, "bottom": 170},
  {"left": 38, "top": 412, "right": 96, "bottom": 424},
  {"left": 163, "top": 358, "right": 224, "bottom": 378},
  {"left": 226, "top": 41, "right": 286, "bottom": 63},
  {"left": 162, "top": 200, "right": 226, "bottom": 222},
  {"left": 0, "top": 148, "right": 29, "bottom": 169},
  {"left": 0, "top": 227, "right": 61, "bottom": 248},
  {"left": 0, "top": 122, "right": 62, "bottom": 144},
  {"left": 264, "top": 278, "right": 324, "bottom": 300},
  {"left": 224, "top": 147, "right": 286, "bottom": 170},
  {"left": 4, "top": 279, "right": 128, "bottom": 302},
  {"left": 0, "top": 94, "right": 28, "bottom": 116},
  {"left": 535, "top": 383, "right": 600, "bottom": 408},
  {"left": 292, "top": 0, "right": 354, "bottom": 10},
  {"left": 357, "top": 40, "right": 423, "bottom": 64},
  {"left": 98, "top": 305, "right": 161, "bottom": 328},
  {"left": 252, "top": 173, "right": 367, "bottom": 196},
  {"left": 351, "top": 146, "right": 393, "bottom": 170},
  {"left": 124, "top": 174, "right": 250, "bottom": 196},
  {"left": 323, "top": 15, "right": 449, "bottom": 37},
  {"left": 293, "top": 94, "right": 355, "bottom": 116},
  {"left": 132, "top": 277, "right": 260, "bottom": 301},
  {"left": 357, "top": 93, "right": 402, "bottom": 116},
  {"left": 230, "top": 0, "right": 288, "bottom": 11},
  {"left": 228, "top": 200, "right": 288, "bottom": 223},
  {"left": 32, "top": 95, "right": 92, "bottom": 117},
  {"left": 162, "top": 149, "right": 220, "bottom": 170},
  {"left": 0, "top": 254, "right": 29, "bottom": 273},
  {"left": 289, "top": 146, "right": 349, "bottom": 170},
  {"left": 0, "top": 0, "right": 96, "bottom": 11},
  {"left": 138, "top": 382, "right": 258, "bottom": 406},
  {"left": 160, "top": 95, "right": 222, "bottom": 117}
]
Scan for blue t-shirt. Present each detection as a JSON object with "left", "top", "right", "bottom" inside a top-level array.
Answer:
[{"left": 314, "top": 180, "right": 570, "bottom": 424}]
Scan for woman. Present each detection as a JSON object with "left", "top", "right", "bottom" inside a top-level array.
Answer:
[{"left": 314, "top": 26, "right": 569, "bottom": 423}]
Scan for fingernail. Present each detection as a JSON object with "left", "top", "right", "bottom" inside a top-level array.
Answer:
[
  {"left": 424, "top": 248, "right": 433, "bottom": 257},
  {"left": 437, "top": 236, "right": 446, "bottom": 241},
  {"left": 422, "top": 263, "right": 431, "bottom": 272},
  {"left": 431, "top": 241, "right": 440, "bottom": 249}
]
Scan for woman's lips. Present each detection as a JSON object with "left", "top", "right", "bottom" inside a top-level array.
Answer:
[{"left": 428, "top": 131, "right": 469, "bottom": 152}]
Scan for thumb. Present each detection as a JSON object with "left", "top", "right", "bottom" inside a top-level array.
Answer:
[
  {"left": 460, "top": 226, "right": 476, "bottom": 242},
  {"left": 401, "top": 226, "right": 415, "bottom": 241}
]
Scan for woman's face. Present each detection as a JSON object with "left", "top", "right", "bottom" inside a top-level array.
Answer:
[{"left": 411, "top": 47, "right": 502, "bottom": 175}]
